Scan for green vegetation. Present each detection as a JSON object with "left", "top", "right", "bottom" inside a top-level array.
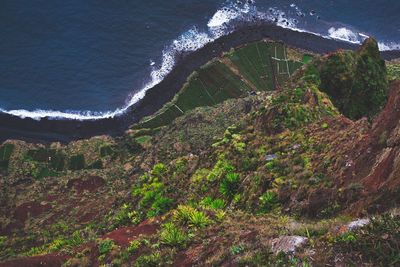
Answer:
[
  {"left": 2, "top": 37, "right": 399, "bottom": 267},
  {"left": 68, "top": 154, "right": 85, "bottom": 170},
  {"left": 135, "top": 252, "right": 162, "bottom": 267},
  {"left": 220, "top": 172, "right": 240, "bottom": 199},
  {"left": 159, "top": 222, "right": 187, "bottom": 247},
  {"left": 132, "top": 165, "right": 174, "bottom": 218},
  {"left": 387, "top": 61, "right": 400, "bottom": 81},
  {"left": 173, "top": 205, "right": 211, "bottom": 228},
  {"left": 133, "top": 41, "right": 305, "bottom": 130},
  {"left": 0, "top": 143, "right": 14, "bottom": 172},
  {"left": 98, "top": 238, "right": 115, "bottom": 255},
  {"left": 320, "top": 38, "right": 388, "bottom": 119},
  {"left": 24, "top": 230, "right": 84, "bottom": 256},
  {"left": 99, "top": 145, "right": 114, "bottom": 157},
  {"left": 335, "top": 214, "right": 400, "bottom": 266},
  {"left": 259, "top": 190, "right": 278, "bottom": 212}
]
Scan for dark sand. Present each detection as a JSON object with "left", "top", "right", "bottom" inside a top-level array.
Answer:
[{"left": 1, "top": 23, "right": 399, "bottom": 143}]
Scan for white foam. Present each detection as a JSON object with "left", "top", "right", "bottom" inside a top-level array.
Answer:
[
  {"left": 378, "top": 41, "right": 400, "bottom": 51},
  {"left": 208, "top": 8, "right": 241, "bottom": 28},
  {"left": 328, "top": 27, "right": 361, "bottom": 44}
]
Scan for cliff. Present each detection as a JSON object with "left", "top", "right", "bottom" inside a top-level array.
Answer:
[{"left": 0, "top": 38, "right": 400, "bottom": 266}]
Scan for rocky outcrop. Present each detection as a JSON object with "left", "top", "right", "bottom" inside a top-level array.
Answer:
[{"left": 319, "top": 38, "right": 388, "bottom": 119}]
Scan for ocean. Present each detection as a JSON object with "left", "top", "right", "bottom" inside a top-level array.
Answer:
[{"left": 0, "top": 0, "right": 399, "bottom": 120}]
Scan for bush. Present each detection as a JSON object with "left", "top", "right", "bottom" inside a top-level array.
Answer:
[
  {"left": 132, "top": 175, "right": 173, "bottom": 218},
  {"left": 159, "top": 223, "right": 187, "bottom": 247},
  {"left": 188, "top": 210, "right": 211, "bottom": 228},
  {"left": 113, "top": 204, "right": 140, "bottom": 227},
  {"left": 135, "top": 252, "right": 162, "bottom": 267},
  {"left": 200, "top": 197, "right": 225, "bottom": 210},
  {"left": 151, "top": 163, "right": 168, "bottom": 177},
  {"left": 206, "top": 155, "right": 235, "bottom": 182},
  {"left": 0, "top": 236, "right": 6, "bottom": 249},
  {"left": 173, "top": 205, "right": 211, "bottom": 228},
  {"left": 220, "top": 172, "right": 240, "bottom": 199},
  {"left": 173, "top": 205, "right": 196, "bottom": 225},
  {"left": 259, "top": 190, "right": 278, "bottom": 211},
  {"left": 147, "top": 195, "right": 173, "bottom": 218},
  {"left": 98, "top": 238, "right": 115, "bottom": 255},
  {"left": 127, "top": 240, "right": 141, "bottom": 254}
]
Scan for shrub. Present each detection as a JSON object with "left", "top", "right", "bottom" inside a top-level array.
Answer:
[
  {"left": 98, "top": 238, "right": 115, "bottom": 255},
  {"left": 132, "top": 175, "right": 173, "bottom": 218},
  {"left": 207, "top": 155, "right": 235, "bottom": 182},
  {"left": 174, "top": 158, "right": 188, "bottom": 174},
  {"left": 173, "top": 205, "right": 196, "bottom": 225},
  {"left": 113, "top": 204, "right": 140, "bottom": 227},
  {"left": 135, "top": 252, "right": 162, "bottom": 267},
  {"left": 151, "top": 163, "right": 168, "bottom": 177},
  {"left": 147, "top": 195, "right": 173, "bottom": 218},
  {"left": 50, "top": 152, "right": 65, "bottom": 171},
  {"left": 259, "top": 190, "right": 278, "bottom": 211},
  {"left": 220, "top": 172, "right": 240, "bottom": 199},
  {"left": 188, "top": 210, "right": 211, "bottom": 228},
  {"left": 127, "top": 240, "right": 141, "bottom": 254},
  {"left": 230, "top": 244, "right": 245, "bottom": 255},
  {"left": 0, "top": 236, "right": 6, "bottom": 249},
  {"left": 200, "top": 197, "right": 225, "bottom": 210},
  {"left": 173, "top": 205, "right": 211, "bottom": 228},
  {"left": 159, "top": 223, "right": 187, "bottom": 247}
]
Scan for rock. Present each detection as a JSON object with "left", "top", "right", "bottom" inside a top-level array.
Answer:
[
  {"left": 265, "top": 154, "right": 278, "bottom": 161},
  {"left": 271, "top": 236, "right": 308, "bottom": 254},
  {"left": 173, "top": 142, "right": 191, "bottom": 153},
  {"left": 346, "top": 218, "right": 370, "bottom": 231},
  {"left": 123, "top": 163, "right": 133, "bottom": 172}
]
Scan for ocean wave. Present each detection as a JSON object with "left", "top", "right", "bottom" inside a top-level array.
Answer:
[
  {"left": 0, "top": 2, "right": 255, "bottom": 121},
  {"left": 1, "top": 1, "right": 399, "bottom": 121}
]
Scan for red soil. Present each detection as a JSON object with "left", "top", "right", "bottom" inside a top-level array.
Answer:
[
  {"left": 14, "top": 201, "right": 52, "bottom": 222},
  {"left": 0, "top": 253, "right": 67, "bottom": 267},
  {"left": 67, "top": 176, "right": 105, "bottom": 194},
  {"left": 102, "top": 219, "right": 160, "bottom": 247}
]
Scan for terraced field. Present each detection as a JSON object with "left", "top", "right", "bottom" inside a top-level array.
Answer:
[{"left": 134, "top": 40, "right": 309, "bottom": 129}]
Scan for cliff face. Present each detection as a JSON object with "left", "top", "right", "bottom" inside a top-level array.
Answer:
[{"left": 0, "top": 38, "right": 400, "bottom": 266}]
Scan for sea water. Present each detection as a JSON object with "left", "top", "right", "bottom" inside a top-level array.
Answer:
[{"left": 0, "top": 0, "right": 399, "bottom": 120}]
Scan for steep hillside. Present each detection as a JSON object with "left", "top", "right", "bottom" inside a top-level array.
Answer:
[
  {"left": 1, "top": 38, "right": 400, "bottom": 266},
  {"left": 134, "top": 40, "right": 308, "bottom": 129}
]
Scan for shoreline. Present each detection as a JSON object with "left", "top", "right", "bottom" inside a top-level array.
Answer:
[{"left": 1, "top": 22, "right": 400, "bottom": 143}]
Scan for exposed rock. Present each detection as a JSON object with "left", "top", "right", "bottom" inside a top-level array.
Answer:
[
  {"left": 346, "top": 218, "right": 370, "bottom": 231},
  {"left": 271, "top": 236, "right": 308, "bottom": 254}
]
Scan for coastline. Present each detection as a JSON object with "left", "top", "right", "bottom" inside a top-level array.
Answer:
[{"left": 1, "top": 22, "right": 400, "bottom": 143}]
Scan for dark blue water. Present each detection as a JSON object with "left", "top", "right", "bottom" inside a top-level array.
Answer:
[{"left": 0, "top": 0, "right": 399, "bottom": 119}]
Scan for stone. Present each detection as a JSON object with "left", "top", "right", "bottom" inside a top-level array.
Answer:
[{"left": 271, "top": 235, "right": 308, "bottom": 254}]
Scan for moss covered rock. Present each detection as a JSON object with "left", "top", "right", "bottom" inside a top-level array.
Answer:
[{"left": 320, "top": 38, "right": 388, "bottom": 119}]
